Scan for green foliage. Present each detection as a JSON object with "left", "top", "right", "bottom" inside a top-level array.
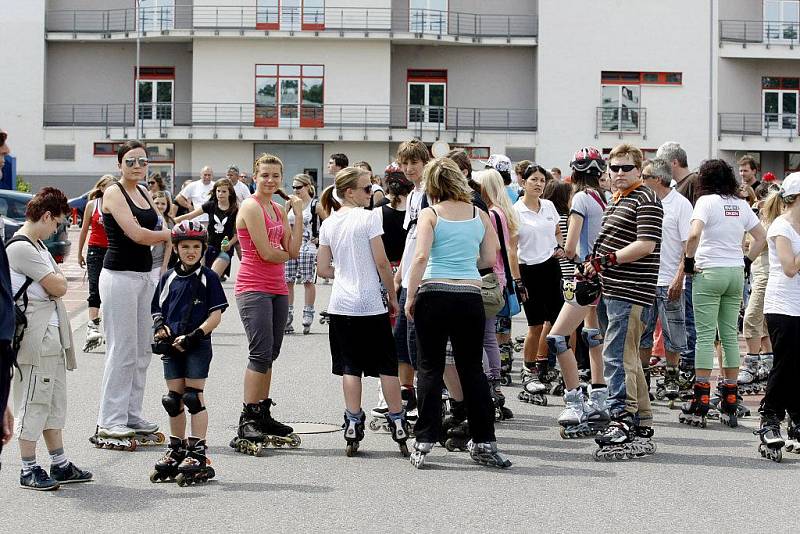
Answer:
[{"left": 16, "top": 176, "right": 31, "bottom": 192}]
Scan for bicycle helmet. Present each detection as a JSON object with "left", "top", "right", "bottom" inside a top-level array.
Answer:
[
  {"left": 570, "top": 146, "right": 606, "bottom": 175},
  {"left": 171, "top": 220, "right": 208, "bottom": 249}
]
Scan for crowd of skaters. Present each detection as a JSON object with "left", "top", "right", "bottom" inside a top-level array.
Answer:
[{"left": 2, "top": 133, "right": 800, "bottom": 488}]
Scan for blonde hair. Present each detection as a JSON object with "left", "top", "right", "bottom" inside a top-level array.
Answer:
[
  {"left": 320, "top": 167, "right": 370, "bottom": 213},
  {"left": 89, "top": 174, "right": 116, "bottom": 200},
  {"left": 396, "top": 138, "right": 431, "bottom": 164},
  {"left": 608, "top": 143, "right": 644, "bottom": 169},
  {"left": 423, "top": 158, "right": 473, "bottom": 204},
  {"left": 475, "top": 169, "right": 519, "bottom": 235},
  {"left": 292, "top": 173, "right": 316, "bottom": 197},
  {"left": 253, "top": 152, "right": 284, "bottom": 174},
  {"left": 761, "top": 191, "right": 788, "bottom": 227}
]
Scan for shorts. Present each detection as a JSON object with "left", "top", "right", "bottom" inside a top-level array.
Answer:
[
  {"left": 161, "top": 342, "right": 213, "bottom": 380},
  {"left": 394, "top": 288, "right": 418, "bottom": 367},
  {"left": 640, "top": 286, "right": 688, "bottom": 354},
  {"left": 285, "top": 242, "right": 317, "bottom": 284},
  {"left": 520, "top": 257, "right": 564, "bottom": 326},
  {"left": 237, "top": 291, "right": 289, "bottom": 374},
  {"left": 13, "top": 326, "right": 67, "bottom": 442},
  {"left": 329, "top": 313, "right": 398, "bottom": 377}
]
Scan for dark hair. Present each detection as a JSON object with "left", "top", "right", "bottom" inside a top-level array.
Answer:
[
  {"left": 329, "top": 153, "right": 349, "bottom": 169},
  {"left": 755, "top": 181, "right": 780, "bottom": 200},
  {"left": 696, "top": 159, "right": 739, "bottom": 198},
  {"left": 148, "top": 173, "right": 166, "bottom": 191},
  {"left": 385, "top": 175, "right": 414, "bottom": 209},
  {"left": 445, "top": 149, "right": 471, "bottom": 178},
  {"left": 737, "top": 154, "right": 758, "bottom": 171},
  {"left": 522, "top": 164, "right": 548, "bottom": 181},
  {"left": 543, "top": 180, "right": 572, "bottom": 216},
  {"left": 25, "top": 187, "right": 70, "bottom": 222},
  {"left": 117, "top": 140, "right": 146, "bottom": 163},
  {"left": 210, "top": 178, "right": 239, "bottom": 211},
  {"left": 571, "top": 169, "right": 601, "bottom": 192}
]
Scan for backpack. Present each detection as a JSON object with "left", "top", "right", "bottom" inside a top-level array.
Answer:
[
  {"left": 6, "top": 235, "right": 37, "bottom": 358},
  {"left": 310, "top": 198, "right": 320, "bottom": 239}
]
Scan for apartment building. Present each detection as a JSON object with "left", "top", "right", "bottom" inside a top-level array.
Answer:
[{"left": 1, "top": 1, "right": 792, "bottom": 197}]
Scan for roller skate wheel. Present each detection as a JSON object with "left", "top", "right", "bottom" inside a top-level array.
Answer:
[
  {"left": 500, "top": 375, "right": 512, "bottom": 386},
  {"left": 153, "top": 432, "right": 166, "bottom": 444},
  {"left": 175, "top": 473, "right": 187, "bottom": 487},
  {"left": 559, "top": 428, "right": 569, "bottom": 439},
  {"left": 345, "top": 442, "right": 358, "bottom": 457},
  {"left": 272, "top": 437, "right": 285, "bottom": 448},
  {"left": 592, "top": 449, "right": 603, "bottom": 461},
  {"left": 149, "top": 470, "right": 161, "bottom": 483},
  {"left": 288, "top": 434, "right": 301, "bottom": 448},
  {"left": 368, "top": 419, "right": 382, "bottom": 432},
  {"left": 538, "top": 395, "right": 548, "bottom": 407},
  {"left": 207, "top": 467, "right": 216, "bottom": 479},
  {"left": 399, "top": 442, "right": 410, "bottom": 457},
  {"left": 771, "top": 448, "right": 783, "bottom": 463},
  {"left": 444, "top": 440, "right": 456, "bottom": 452}
]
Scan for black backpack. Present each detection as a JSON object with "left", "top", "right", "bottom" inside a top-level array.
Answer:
[{"left": 6, "top": 235, "right": 38, "bottom": 358}]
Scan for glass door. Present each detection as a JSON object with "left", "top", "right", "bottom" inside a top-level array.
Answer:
[
  {"left": 763, "top": 90, "right": 798, "bottom": 134},
  {"left": 281, "top": 0, "right": 302, "bottom": 31},
  {"left": 764, "top": 0, "right": 799, "bottom": 41},
  {"left": 601, "top": 85, "right": 640, "bottom": 132},
  {"left": 138, "top": 80, "right": 173, "bottom": 126},
  {"left": 139, "top": 0, "right": 174, "bottom": 31},
  {"left": 408, "top": 82, "right": 445, "bottom": 128},
  {"left": 410, "top": 0, "right": 447, "bottom": 34},
  {"left": 279, "top": 78, "right": 300, "bottom": 127}
]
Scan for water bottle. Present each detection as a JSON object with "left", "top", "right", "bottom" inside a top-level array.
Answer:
[{"left": 221, "top": 236, "right": 229, "bottom": 250}]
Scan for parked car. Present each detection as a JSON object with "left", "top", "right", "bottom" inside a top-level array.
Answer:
[
  {"left": 68, "top": 191, "right": 90, "bottom": 226},
  {"left": 0, "top": 189, "right": 71, "bottom": 262}
]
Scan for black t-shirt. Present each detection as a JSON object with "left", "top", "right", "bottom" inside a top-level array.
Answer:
[{"left": 201, "top": 201, "right": 237, "bottom": 249}]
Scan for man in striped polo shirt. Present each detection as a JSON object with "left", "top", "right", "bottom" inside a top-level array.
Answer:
[{"left": 585, "top": 143, "right": 663, "bottom": 437}]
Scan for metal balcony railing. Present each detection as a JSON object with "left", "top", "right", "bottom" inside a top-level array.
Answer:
[
  {"left": 43, "top": 102, "right": 537, "bottom": 138},
  {"left": 720, "top": 19, "right": 800, "bottom": 46},
  {"left": 45, "top": 6, "right": 538, "bottom": 39},
  {"left": 595, "top": 107, "right": 646, "bottom": 139},
  {"left": 718, "top": 112, "right": 800, "bottom": 139}
]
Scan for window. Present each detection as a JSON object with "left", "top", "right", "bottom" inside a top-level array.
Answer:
[
  {"left": 762, "top": 77, "right": 800, "bottom": 89},
  {"left": 146, "top": 143, "right": 176, "bottom": 193},
  {"left": 407, "top": 69, "right": 446, "bottom": 128},
  {"left": 255, "top": 64, "right": 324, "bottom": 128},
  {"left": 257, "top": 0, "right": 325, "bottom": 31},
  {"left": 601, "top": 71, "right": 682, "bottom": 85},
  {"left": 762, "top": 78, "right": 798, "bottom": 132},
  {"left": 139, "top": 0, "right": 174, "bottom": 31},
  {"left": 93, "top": 142, "right": 125, "bottom": 156},
  {"left": 410, "top": 0, "right": 448, "bottom": 34},
  {"left": 452, "top": 146, "right": 490, "bottom": 159},
  {"left": 45, "top": 144, "right": 75, "bottom": 161},
  {"left": 786, "top": 152, "right": 800, "bottom": 173},
  {"left": 764, "top": 0, "right": 799, "bottom": 40},
  {"left": 601, "top": 85, "right": 640, "bottom": 132},
  {"left": 136, "top": 66, "right": 175, "bottom": 125}
]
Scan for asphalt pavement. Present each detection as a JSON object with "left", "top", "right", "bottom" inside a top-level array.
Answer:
[{"left": 1, "top": 245, "right": 797, "bottom": 533}]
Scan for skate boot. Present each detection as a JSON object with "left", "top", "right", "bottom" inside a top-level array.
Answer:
[
  {"left": 785, "top": 418, "right": 800, "bottom": 454},
  {"left": 719, "top": 382, "right": 739, "bottom": 428},
  {"left": 499, "top": 343, "right": 514, "bottom": 386},
  {"left": 302, "top": 306, "right": 314, "bottom": 335},
  {"left": 385, "top": 411, "right": 411, "bottom": 457},
  {"left": 467, "top": 440, "right": 512, "bottom": 469},
  {"left": 441, "top": 399, "right": 468, "bottom": 449},
  {"left": 318, "top": 310, "right": 330, "bottom": 325},
  {"left": 409, "top": 440, "right": 434, "bottom": 469},
  {"left": 513, "top": 335, "right": 525, "bottom": 353},
  {"left": 757, "top": 353, "right": 773, "bottom": 390},
  {"left": 558, "top": 389, "right": 592, "bottom": 439},
  {"left": 632, "top": 425, "right": 657, "bottom": 457},
  {"left": 401, "top": 386, "right": 418, "bottom": 425},
  {"left": 679, "top": 381, "right": 711, "bottom": 428},
  {"left": 489, "top": 378, "right": 513, "bottom": 421},
  {"left": 593, "top": 413, "right": 648, "bottom": 460},
  {"left": 149, "top": 435, "right": 186, "bottom": 482},
  {"left": 176, "top": 437, "right": 215, "bottom": 486},
  {"left": 259, "top": 398, "right": 301, "bottom": 448},
  {"left": 661, "top": 365, "right": 680, "bottom": 402},
  {"left": 343, "top": 409, "right": 366, "bottom": 457},
  {"left": 737, "top": 354, "right": 760, "bottom": 395},
  {"left": 284, "top": 307, "right": 295, "bottom": 334},
  {"left": 546, "top": 367, "right": 565, "bottom": 397},
  {"left": 368, "top": 384, "right": 390, "bottom": 432},
  {"left": 518, "top": 360, "right": 549, "bottom": 406},
  {"left": 230, "top": 403, "right": 268, "bottom": 456},
  {"left": 445, "top": 419, "right": 471, "bottom": 452},
  {"left": 671, "top": 361, "right": 696, "bottom": 409},
  {"left": 91, "top": 425, "right": 137, "bottom": 451},
  {"left": 585, "top": 385, "right": 611, "bottom": 434},
  {"left": 755, "top": 416, "right": 785, "bottom": 463},
  {"left": 82, "top": 318, "right": 104, "bottom": 352}
]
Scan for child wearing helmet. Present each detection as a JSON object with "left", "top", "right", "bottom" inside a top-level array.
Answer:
[{"left": 149, "top": 220, "right": 228, "bottom": 485}]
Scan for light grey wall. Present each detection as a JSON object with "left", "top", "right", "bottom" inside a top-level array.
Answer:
[
  {"left": 717, "top": 57, "right": 800, "bottom": 114},
  {"left": 451, "top": 0, "right": 535, "bottom": 15},
  {"left": 47, "top": 0, "right": 133, "bottom": 10},
  {"left": 718, "top": 0, "right": 761, "bottom": 20}
]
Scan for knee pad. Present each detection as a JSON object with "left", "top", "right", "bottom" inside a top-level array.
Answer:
[
  {"left": 581, "top": 327, "right": 603, "bottom": 348},
  {"left": 182, "top": 387, "right": 206, "bottom": 415},
  {"left": 161, "top": 390, "right": 184, "bottom": 417},
  {"left": 546, "top": 335, "right": 569, "bottom": 358}
]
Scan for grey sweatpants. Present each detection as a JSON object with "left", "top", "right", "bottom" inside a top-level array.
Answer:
[{"left": 97, "top": 269, "right": 155, "bottom": 428}]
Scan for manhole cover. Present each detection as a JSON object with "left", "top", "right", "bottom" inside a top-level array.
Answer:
[{"left": 285, "top": 422, "right": 342, "bottom": 434}]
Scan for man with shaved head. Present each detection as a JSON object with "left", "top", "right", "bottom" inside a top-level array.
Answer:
[{"left": 175, "top": 166, "right": 215, "bottom": 223}]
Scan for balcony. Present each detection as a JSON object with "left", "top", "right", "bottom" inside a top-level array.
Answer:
[
  {"left": 42, "top": 102, "right": 537, "bottom": 144},
  {"left": 718, "top": 112, "right": 800, "bottom": 151},
  {"left": 594, "top": 107, "right": 647, "bottom": 140},
  {"left": 44, "top": 5, "right": 537, "bottom": 45},
  {"left": 719, "top": 20, "right": 800, "bottom": 58}
]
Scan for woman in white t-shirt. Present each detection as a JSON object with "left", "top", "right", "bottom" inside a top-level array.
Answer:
[
  {"left": 758, "top": 173, "right": 800, "bottom": 453},
  {"left": 513, "top": 164, "right": 565, "bottom": 396},
  {"left": 316, "top": 166, "right": 408, "bottom": 457},
  {"left": 683, "top": 159, "right": 766, "bottom": 428}
]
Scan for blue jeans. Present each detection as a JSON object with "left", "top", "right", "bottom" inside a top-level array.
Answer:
[
  {"left": 602, "top": 297, "right": 653, "bottom": 424},
  {"left": 681, "top": 276, "right": 696, "bottom": 367},
  {"left": 640, "top": 286, "right": 688, "bottom": 354},
  {"left": 394, "top": 288, "right": 417, "bottom": 368}
]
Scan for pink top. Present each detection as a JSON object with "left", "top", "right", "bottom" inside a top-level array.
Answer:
[
  {"left": 235, "top": 197, "right": 288, "bottom": 296},
  {"left": 489, "top": 207, "right": 509, "bottom": 286}
]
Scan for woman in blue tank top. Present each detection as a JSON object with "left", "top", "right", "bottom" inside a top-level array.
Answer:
[{"left": 403, "top": 157, "right": 512, "bottom": 469}]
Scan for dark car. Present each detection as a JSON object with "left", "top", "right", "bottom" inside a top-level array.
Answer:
[
  {"left": 68, "top": 191, "right": 90, "bottom": 227},
  {"left": 0, "top": 189, "right": 71, "bottom": 263}
]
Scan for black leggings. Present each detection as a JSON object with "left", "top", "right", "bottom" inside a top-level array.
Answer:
[
  {"left": 763, "top": 314, "right": 800, "bottom": 422},
  {"left": 413, "top": 284, "right": 495, "bottom": 444},
  {"left": 86, "top": 245, "right": 107, "bottom": 308},
  {"left": 0, "top": 343, "right": 12, "bottom": 466}
]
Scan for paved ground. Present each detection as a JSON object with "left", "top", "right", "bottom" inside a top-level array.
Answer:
[{"left": 1, "top": 230, "right": 797, "bottom": 532}]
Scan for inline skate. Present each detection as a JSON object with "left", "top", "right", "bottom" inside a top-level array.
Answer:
[
  {"left": 513, "top": 335, "right": 525, "bottom": 353},
  {"left": 82, "top": 318, "right": 104, "bottom": 352},
  {"left": 284, "top": 307, "right": 295, "bottom": 334},
  {"left": 149, "top": 435, "right": 186, "bottom": 483},
  {"left": 717, "top": 382, "right": 739, "bottom": 428},
  {"left": 709, "top": 382, "right": 750, "bottom": 420},
  {"left": 755, "top": 416, "right": 785, "bottom": 463},
  {"left": 678, "top": 382, "right": 711, "bottom": 428},
  {"left": 655, "top": 365, "right": 680, "bottom": 402},
  {"left": 129, "top": 420, "right": 166, "bottom": 447},
  {"left": 785, "top": 418, "right": 800, "bottom": 454},
  {"left": 737, "top": 354, "right": 761, "bottom": 395},
  {"left": 318, "top": 310, "right": 330, "bottom": 325},
  {"left": 401, "top": 386, "right": 419, "bottom": 425},
  {"left": 385, "top": 412, "right": 411, "bottom": 457},
  {"left": 593, "top": 414, "right": 656, "bottom": 461},
  {"left": 489, "top": 379, "right": 513, "bottom": 421},
  {"left": 467, "top": 440, "right": 512, "bottom": 468},
  {"left": 230, "top": 403, "right": 268, "bottom": 456},
  {"left": 441, "top": 399, "right": 468, "bottom": 451},
  {"left": 176, "top": 437, "right": 215, "bottom": 486},
  {"left": 756, "top": 353, "right": 773, "bottom": 389},
  {"left": 90, "top": 425, "right": 138, "bottom": 451},
  {"left": 518, "top": 360, "right": 550, "bottom": 406},
  {"left": 668, "top": 361, "right": 695, "bottom": 410},
  {"left": 409, "top": 440, "right": 434, "bottom": 469},
  {"left": 258, "top": 398, "right": 301, "bottom": 448},
  {"left": 499, "top": 343, "right": 514, "bottom": 386},
  {"left": 343, "top": 410, "right": 366, "bottom": 457},
  {"left": 559, "top": 387, "right": 610, "bottom": 439},
  {"left": 368, "top": 384, "right": 390, "bottom": 432},
  {"left": 302, "top": 306, "right": 314, "bottom": 335},
  {"left": 648, "top": 355, "right": 666, "bottom": 377}
]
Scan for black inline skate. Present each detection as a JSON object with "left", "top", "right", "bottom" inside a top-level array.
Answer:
[
  {"left": 385, "top": 412, "right": 411, "bottom": 457},
  {"left": 258, "top": 398, "right": 301, "bottom": 448},
  {"left": 513, "top": 335, "right": 525, "bottom": 353},
  {"left": 517, "top": 360, "right": 550, "bottom": 406},
  {"left": 445, "top": 420, "right": 471, "bottom": 452},
  {"left": 149, "top": 435, "right": 186, "bottom": 483},
  {"left": 593, "top": 414, "right": 656, "bottom": 460},
  {"left": 710, "top": 381, "right": 749, "bottom": 423},
  {"left": 669, "top": 361, "right": 695, "bottom": 410},
  {"left": 499, "top": 343, "right": 514, "bottom": 386},
  {"left": 467, "top": 440, "right": 512, "bottom": 468},
  {"left": 440, "top": 400, "right": 468, "bottom": 451},
  {"left": 489, "top": 379, "right": 513, "bottom": 421},
  {"left": 679, "top": 381, "right": 711, "bottom": 428},
  {"left": 755, "top": 416, "right": 785, "bottom": 463},
  {"left": 655, "top": 365, "right": 680, "bottom": 402},
  {"left": 318, "top": 310, "right": 331, "bottom": 325},
  {"left": 343, "top": 410, "right": 366, "bottom": 457},
  {"left": 785, "top": 417, "right": 800, "bottom": 454},
  {"left": 175, "top": 437, "right": 215, "bottom": 487},
  {"left": 230, "top": 403, "right": 268, "bottom": 456}
]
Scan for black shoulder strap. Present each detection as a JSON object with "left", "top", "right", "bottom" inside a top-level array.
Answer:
[
  {"left": 6, "top": 235, "right": 36, "bottom": 305},
  {"left": 492, "top": 211, "right": 514, "bottom": 291},
  {"left": 310, "top": 198, "right": 319, "bottom": 238}
]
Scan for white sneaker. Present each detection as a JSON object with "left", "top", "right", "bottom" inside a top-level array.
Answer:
[{"left": 98, "top": 425, "right": 136, "bottom": 438}]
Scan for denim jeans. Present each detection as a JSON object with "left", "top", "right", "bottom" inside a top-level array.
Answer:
[
  {"left": 602, "top": 297, "right": 652, "bottom": 424},
  {"left": 640, "top": 286, "right": 688, "bottom": 354},
  {"left": 394, "top": 288, "right": 417, "bottom": 368},
  {"left": 681, "top": 275, "right": 696, "bottom": 367}
]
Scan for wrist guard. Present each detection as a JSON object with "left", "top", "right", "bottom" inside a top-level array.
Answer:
[
  {"left": 178, "top": 328, "right": 205, "bottom": 350},
  {"left": 683, "top": 257, "right": 696, "bottom": 275},
  {"left": 590, "top": 252, "right": 618, "bottom": 273}
]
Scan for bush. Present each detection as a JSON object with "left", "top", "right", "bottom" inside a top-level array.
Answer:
[{"left": 16, "top": 176, "right": 31, "bottom": 192}]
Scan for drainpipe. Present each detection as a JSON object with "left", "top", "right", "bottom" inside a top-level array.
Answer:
[{"left": 708, "top": 0, "right": 715, "bottom": 160}]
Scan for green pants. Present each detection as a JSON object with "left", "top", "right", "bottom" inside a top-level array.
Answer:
[{"left": 692, "top": 266, "right": 743, "bottom": 370}]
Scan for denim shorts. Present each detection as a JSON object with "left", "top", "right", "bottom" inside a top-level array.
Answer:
[
  {"left": 161, "top": 342, "right": 212, "bottom": 380},
  {"left": 639, "top": 286, "right": 688, "bottom": 354}
]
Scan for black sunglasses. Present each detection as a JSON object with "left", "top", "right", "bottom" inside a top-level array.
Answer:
[
  {"left": 609, "top": 164, "right": 636, "bottom": 173},
  {"left": 124, "top": 157, "right": 149, "bottom": 168},
  {"left": 292, "top": 184, "right": 305, "bottom": 190},
  {"left": 147, "top": 180, "right": 156, "bottom": 185}
]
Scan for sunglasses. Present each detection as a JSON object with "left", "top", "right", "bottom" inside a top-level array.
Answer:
[
  {"left": 124, "top": 157, "right": 149, "bottom": 168},
  {"left": 292, "top": 184, "right": 306, "bottom": 190},
  {"left": 609, "top": 164, "right": 636, "bottom": 173},
  {"left": 147, "top": 180, "right": 156, "bottom": 185}
]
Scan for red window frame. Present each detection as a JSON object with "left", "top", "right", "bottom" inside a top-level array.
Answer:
[
  {"left": 255, "top": 64, "right": 325, "bottom": 128},
  {"left": 762, "top": 77, "right": 800, "bottom": 90},
  {"left": 452, "top": 145, "right": 489, "bottom": 160},
  {"left": 601, "top": 71, "right": 682, "bottom": 85},
  {"left": 255, "top": 1, "right": 326, "bottom": 31},
  {"left": 93, "top": 142, "right": 125, "bottom": 157}
]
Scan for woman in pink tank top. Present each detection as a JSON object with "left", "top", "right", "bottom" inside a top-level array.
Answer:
[{"left": 232, "top": 153, "right": 305, "bottom": 451}]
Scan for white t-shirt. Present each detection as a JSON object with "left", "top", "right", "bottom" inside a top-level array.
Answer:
[
  {"left": 657, "top": 189, "right": 693, "bottom": 286},
  {"left": 288, "top": 200, "right": 314, "bottom": 244},
  {"left": 8, "top": 238, "right": 59, "bottom": 326},
  {"left": 400, "top": 185, "right": 425, "bottom": 288},
  {"left": 515, "top": 198, "right": 559, "bottom": 265},
  {"left": 234, "top": 180, "right": 251, "bottom": 204},
  {"left": 693, "top": 194, "right": 759, "bottom": 269},
  {"left": 180, "top": 179, "right": 215, "bottom": 223},
  {"left": 319, "top": 207, "right": 386, "bottom": 316},
  {"left": 764, "top": 216, "right": 800, "bottom": 316}
]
